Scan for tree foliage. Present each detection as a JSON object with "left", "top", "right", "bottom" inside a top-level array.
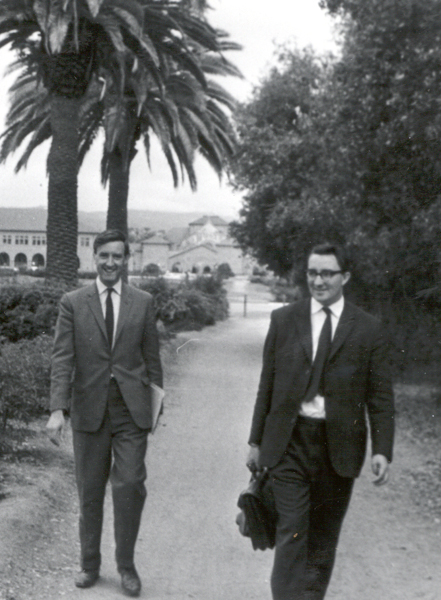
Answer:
[{"left": 230, "top": 0, "right": 441, "bottom": 309}]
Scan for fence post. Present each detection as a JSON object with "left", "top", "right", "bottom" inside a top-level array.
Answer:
[{"left": 244, "top": 294, "right": 247, "bottom": 317}]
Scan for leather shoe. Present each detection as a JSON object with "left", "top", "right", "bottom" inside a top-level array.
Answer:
[
  {"left": 75, "top": 569, "right": 99, "bottom": 588},
  {"left": 119, "top": 567, "right": 142, "bottom": 597}
]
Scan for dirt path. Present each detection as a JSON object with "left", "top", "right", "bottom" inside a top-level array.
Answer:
[{"left": 2, "top": 283, "right": 441, "bottom": 599}]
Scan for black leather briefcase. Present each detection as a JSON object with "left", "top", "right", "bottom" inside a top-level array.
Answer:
[{"left": 236, "top": 470, "right": 277, "bottom": 551}]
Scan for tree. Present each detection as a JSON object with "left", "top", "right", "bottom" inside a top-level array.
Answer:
[
  {"left": 230, "top": 1, "right": 441, "bottom": 310},
  {"left": 101, "top": 45, "right": 239, "bottom": 235},
  {"left": 0, "top": 0, "right": 230, "bottom": 284},
  {"left": 230, "top": 47, "right": 347, "bottom": 278},
  {"left": 1, "top": 40, "right": 240, "bottom": 239},
  {"left": 0, "top": 0, "right": 152, "bottom": 284},
  {"left": 320, "top": 0, "right": 441, "bottom": 304}
]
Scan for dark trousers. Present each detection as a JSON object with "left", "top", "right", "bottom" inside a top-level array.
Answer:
[
  {"left": 72, "top": 379, "right": 148, "bottom": 572},
  {"left": 269, "top": 416, "right": 354, "bottom": 600}
]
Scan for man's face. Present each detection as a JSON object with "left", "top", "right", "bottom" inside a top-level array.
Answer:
[
  {"left": 307, "top": 253, "right": 350, "bottom": 306},
  {"left": 94, "top": 241, "right": 127, "bottom": 287}
]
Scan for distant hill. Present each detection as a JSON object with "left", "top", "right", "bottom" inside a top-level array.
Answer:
[
  {"left": 0, "top": 207, "right": 234, "bottom": 233},
  {"left": 0, "top": 206, "right": 102, "bottom": 233},
  {"left": 81, "top": 210, "right": 234, "bottom": 232}
]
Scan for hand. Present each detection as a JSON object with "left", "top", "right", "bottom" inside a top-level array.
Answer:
[
  {"left": 371, "top": 454, "right": 389, "bottom": 486},
  {"left": 46, "top": 410, "right": 65, "bottom": 446},
  {"left": 246, "top": 444, "right": 261, "bottom": 473}
]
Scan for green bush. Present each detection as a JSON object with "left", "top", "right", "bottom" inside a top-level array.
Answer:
[
  {"left": 0, "top": 335, "right": 53, "bottom": 430},
  {"left": 142, "top": 263, "right": 162, "bottom": 277},
  {"left": 0, "top": 284, "right": 65, "bottom": 342},
  {"left": 135, "top": 275, "right": 228, "bottom": 331},
  {"left": 216, "top": 263, "right": 235, "bottom": 279},
  {"left": 21, "top": 268, "right": 46, "bottom": 278},
  {"left": 0, "top": 275, "right": 229, "bottom": 343},
  {"left": 271, "top": 282, "right": 302, "bottom": 303},
  {"left": 189, "top": 274, "right": 224, "bottom": 295},
  {"left": 0, "top": 267, "right": 17, "bottom": 277}
]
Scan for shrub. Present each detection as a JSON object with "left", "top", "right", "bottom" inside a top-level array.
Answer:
[
  {"left": 252, "top": 265, "right": 267, "bottom": 276},
  {"left": 250, "top": 267, "right": 275, "bottom": 285},
  {"left": 0, "top": 335, "right": 53, "bottom": 429},
  {"left": 0, "top": 267, "right": 17, "bottom": 278},
  {"left": 135, "top": 275, "right": 228, "bottom": 331},
  {"left": 177, "top": 289, "right": 224, "bottom": 329},
  {"left": 0, "top": 284, "right": 65, "bottom": 342},
  {"left": 216, "top": 263, "right": 235, "bottom": 279},
  {"left": 271, "top": 282, "right": 302, "bottom": 303},
  {"left": 21, "top": 268, "right": 46, "bottom": 278},
  {"left": 189, "top": 274, "right": 224, "bottom": 295},
  {"left": 142, "top": 263, "right": 162, "bottom": 277}
]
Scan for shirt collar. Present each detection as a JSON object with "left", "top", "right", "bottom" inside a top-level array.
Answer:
[
  {"left": 96, "top": 277, "right": 122, "bottom": 296},
  {"left": 311, "top": 295, "right": 345, "bottom": 318}
]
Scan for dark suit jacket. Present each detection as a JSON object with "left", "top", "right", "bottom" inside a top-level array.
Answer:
[
  {"left": 248, "top": 299, "right": 394, "bottom": 478},
  {"left": 50, "top": 281, "right": 163, "bottom": 432}
]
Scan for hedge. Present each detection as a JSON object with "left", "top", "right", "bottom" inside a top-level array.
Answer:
[
  {"left": 0, "top": 335, "right": 52, "bottom": 430},
  {"left": 0, "top": 275, "right": 229, "bottom": 344},
  {"left": 135, "top": 275, "right": 228, "bottom": 331},
  {"left": 0, "top": 284, "right": 64, "bottom": 342}
]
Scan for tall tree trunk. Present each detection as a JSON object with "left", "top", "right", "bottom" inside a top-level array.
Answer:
[
  {"left": 106, "top": 148, "right": 131, "bottom": 238},
  {"left": 46, "top": 95, "right": 80, "bottom": 287}
]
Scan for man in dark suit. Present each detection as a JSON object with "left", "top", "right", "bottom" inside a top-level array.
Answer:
[
  {"left": 46, "top": 229, "right": 163, "bottom": 597},
  {"left": 247, "top": 243, "right": 394, "bottom": 600}
]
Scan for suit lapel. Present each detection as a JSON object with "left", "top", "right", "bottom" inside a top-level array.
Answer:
[
  {"left": 292, "top": 300, "right": 313, "bottom": 363},
  {"left": 86, "top": 283, "right": 107, "bottom": 341},
  {"left": 114, "top": 283, "right": 133, "bottom": 347},
  {"left": 328, "top": 301, "right": 356, "bottom": 361}
]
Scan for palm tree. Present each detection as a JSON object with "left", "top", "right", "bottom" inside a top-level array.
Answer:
[
  {"left": 0, "top": 0, "right": 225, "bottom": 284},
  {"left": 100, "top": 45, "right": 240, "bottom": 235},
  {"left": 1, "top": 22, "right": 241, "bottom": 239}
]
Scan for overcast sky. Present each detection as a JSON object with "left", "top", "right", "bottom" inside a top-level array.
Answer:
[{"left": 0, "top": 1, "right": 338, "bottom": 217}]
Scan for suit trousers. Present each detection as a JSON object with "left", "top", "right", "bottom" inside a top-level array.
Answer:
[
  {"left": 269, "top": 416, "right": 354, "bottom": 600},
  {"left": 72, "top": 378, "right": 148, "bottom": 571}
]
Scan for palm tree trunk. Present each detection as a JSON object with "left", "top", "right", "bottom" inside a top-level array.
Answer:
[
  {"left": 106, "top": 148, "right": 131, "bottom": 238},
  {"left": 46, "top": 95, "right": 79, "bottom": 286}
]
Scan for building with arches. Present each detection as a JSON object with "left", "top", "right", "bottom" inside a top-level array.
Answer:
[
  {"left": 129, "top": 215, "right": 252, "bottom": 275},
  {"left": 0, "top": 207, "right": 100, "bottom": 272},
  {"left": 0, "top": 209, "right": 252, "bottom": 276}
]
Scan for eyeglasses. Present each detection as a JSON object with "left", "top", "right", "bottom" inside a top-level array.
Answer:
[{"left": 306, "top": 269, "right": 343, "bottom": 280}]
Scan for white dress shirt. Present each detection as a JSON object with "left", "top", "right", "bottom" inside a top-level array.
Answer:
[
  {"left": 299, "top": 296, "right": 345, "bottom": 419},
  {"left": 96, "top": 278, "right": 122, "bottom": 348}
]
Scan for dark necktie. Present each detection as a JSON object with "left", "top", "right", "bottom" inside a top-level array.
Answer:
[
  {"left": 304, "top": 306, "right": 332, "bottom": 401},
  {"left": 105, "top": 288, "right": 114, "bottom": 347}
]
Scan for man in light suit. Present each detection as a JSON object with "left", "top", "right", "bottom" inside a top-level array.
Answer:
[
  {"left": 46, "top": 230, "right": 162, "bottom": 597},
  {"left": 247, "top": 243, "right": 394, "bottom": 600}
]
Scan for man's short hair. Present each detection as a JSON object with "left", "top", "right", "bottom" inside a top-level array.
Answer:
[
  {"left": 307, "top": 242, "right": 349, "bottom": 272},
  {"left": 93, "top": 230, "right": 130, "bottom": 257}
]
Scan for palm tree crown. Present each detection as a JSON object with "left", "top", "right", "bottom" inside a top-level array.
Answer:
[{"left": 0, "top": 2, "right": 241, "bottom": 238}]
